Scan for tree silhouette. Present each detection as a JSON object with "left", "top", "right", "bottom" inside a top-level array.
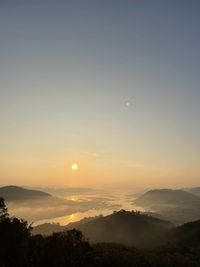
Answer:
[
  {"left": 31, "top": 229, "right": 91, "bottom": 267},
  {"left": 0, "top": 197, "right": 9, "bottom": 220},
  {"left": 0, "top": 200, "right": 32, "bottom": 267}
]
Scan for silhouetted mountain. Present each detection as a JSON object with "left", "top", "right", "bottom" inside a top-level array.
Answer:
[
  {"left": 0, "top": 186, "right": 51, "bottom": 201},
  {"left": 0, "top": 185, "right": 121, "bottom": 222},
  {"left": 184, "top": 187, "right": 200, "bottom": 197},
  {"left": 0, "top": 186, "right": 95, "bottom": 222},
  {"left": 134, "top": 189, "right": 200, "bottom": 207},
  {"left": 134, "top": 189, "right": 200, "bottom": 224},
  {"left": 33, "top": 210, "right": 173, "bottom": 248},
  {"left": 167, "top": 220, "right": 200, "bottom": 247}
]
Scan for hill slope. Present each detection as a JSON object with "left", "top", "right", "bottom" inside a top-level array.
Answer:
[
  {"left": 0, "top": 186, "right": 51, "bottom": 201},
  {"left": 184, "top": 187, "right": 200, "bottom": 197},
  {"left": 166, "top": 220, "right": 200, "bottom": 247},
  {"left": 134, "top": 189, "right": 200, "bottom": 207},
  {"left": 33, "top": 210, "right": 173, "bottom": 247},
  {"left": 134, "top": 189, "right": 200, "bottom": 224}
]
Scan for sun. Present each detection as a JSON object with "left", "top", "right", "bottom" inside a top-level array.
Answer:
[{"left": 71, "top": 163, "right": 78, "bottom": 171}]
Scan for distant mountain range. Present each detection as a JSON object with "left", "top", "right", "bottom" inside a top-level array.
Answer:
[
  {"left": 2, "top": 185, "right": 200, "bottom": 232},
  {"left": 0, "top": 185, "right": 51, "bottom": 201},
  {"left": 0, "top": 185, "right": 118, "bottom": 222},
  {"left": 134, "top": 189, "right": 200, "bottom": 208},
  {"left": 2, "top": 185, "right": 200, "bottom": 248},
  {"left": 0, "top": 185, "right": 77, "bottom": 221},
  {"left": 134, "top": 188, "right": 200, "bottom": 224}
]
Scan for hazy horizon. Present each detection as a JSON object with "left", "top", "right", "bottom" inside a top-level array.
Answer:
[
  {"left": 1, "top": 1, "right": 200, "bottom": 189},
  {"left": 1, "top": 3, "right": 200, "bottom": 267}
]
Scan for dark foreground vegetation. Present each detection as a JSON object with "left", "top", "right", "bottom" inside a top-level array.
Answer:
[{"left": 1, "top": 197, "right": 200, "bottom": 267}]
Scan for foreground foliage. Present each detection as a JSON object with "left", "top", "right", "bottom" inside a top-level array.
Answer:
[{"left": 1, "top": 198, "right": 200, "bottom": 267}]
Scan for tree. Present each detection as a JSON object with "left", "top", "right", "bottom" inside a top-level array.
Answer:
[
  {"left": 0, "top": 197, "right": 9, "bottom": 220},
  {"left": 30, "top": 229, "right": 91, "bottom": 267},
  {"left": 0, "top": 217, "right": 32, "bottom": 267}
]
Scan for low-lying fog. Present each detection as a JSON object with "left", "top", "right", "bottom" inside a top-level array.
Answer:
[{"left": 6, "top": 188, "right": 144, "bottom": 225}]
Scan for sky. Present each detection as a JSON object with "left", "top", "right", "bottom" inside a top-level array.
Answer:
[{"left": 0, "top": 0, "right": 200, "bottom": 189}]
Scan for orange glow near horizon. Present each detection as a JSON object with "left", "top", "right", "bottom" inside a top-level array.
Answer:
[{"left": 69, "top": 214, "right": 75, "bottom": 220}]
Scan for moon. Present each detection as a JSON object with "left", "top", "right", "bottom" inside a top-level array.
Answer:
[{"left": 71, "top": 163, "right": 78, "bottom": 171}]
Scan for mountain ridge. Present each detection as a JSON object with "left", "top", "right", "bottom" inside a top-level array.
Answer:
[
  {"left": 0, "top": 185, "right": 51, "bottom": 201},
  {"left": 33, "top": 210, "right": 173, "bottom": 247}
]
